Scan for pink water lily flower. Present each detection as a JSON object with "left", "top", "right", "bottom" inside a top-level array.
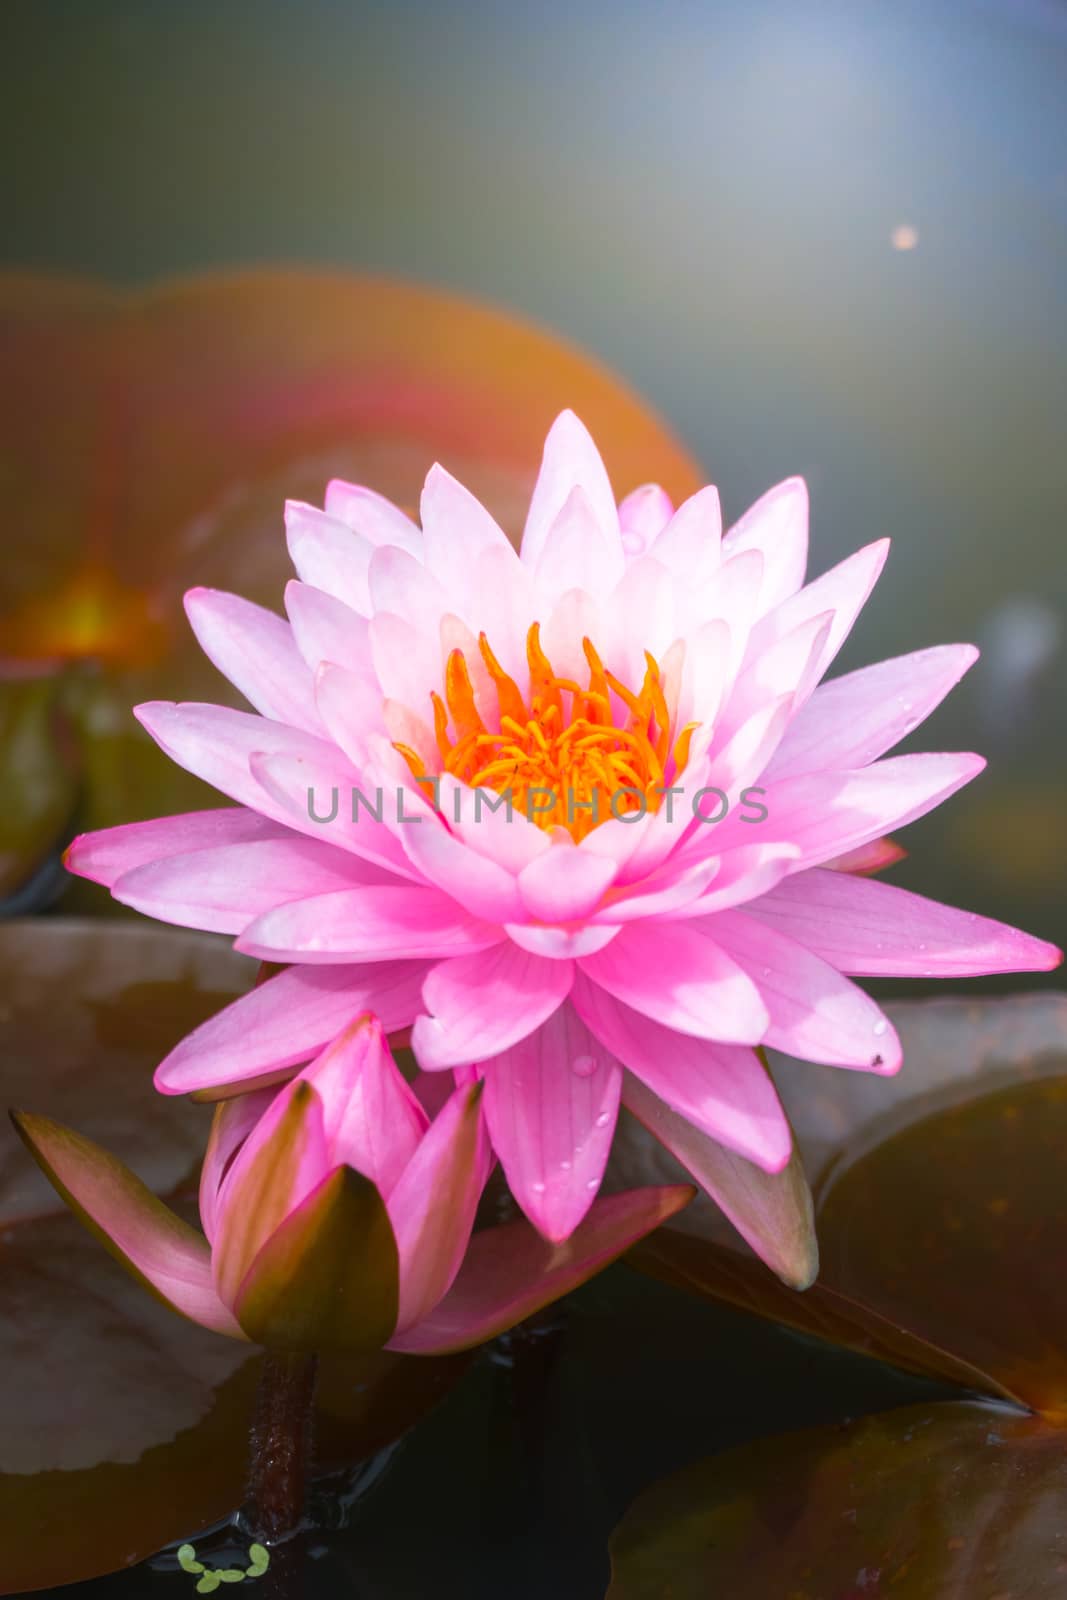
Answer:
[
  {"left": 12, "top": 1014, "right": 692, "bottom": 1353},
  {"left": 67, "top": 411, "right": 1061, "bottom": 1254}
]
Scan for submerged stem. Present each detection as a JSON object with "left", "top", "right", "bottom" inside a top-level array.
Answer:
[{"left": 246, "top": 1349, "right": 319, "bottom": 1545}]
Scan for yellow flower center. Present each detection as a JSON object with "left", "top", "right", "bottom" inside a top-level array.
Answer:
[{"left": 394, "top": 623, "right": 697, "bottom": 841}]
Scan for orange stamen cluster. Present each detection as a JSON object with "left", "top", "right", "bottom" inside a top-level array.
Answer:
[{"left": 394, "top": 624, "right": 697, "bottom": 841}]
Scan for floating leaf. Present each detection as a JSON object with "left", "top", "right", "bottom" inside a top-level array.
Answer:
[{"left": 608, "top": 1401, "right": 1067, "bottom": 1599}]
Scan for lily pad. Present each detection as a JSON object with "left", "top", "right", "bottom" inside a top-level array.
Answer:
[
  {"left": 608, "top": 990, "right": 1067, "bottom": 1595},
  {"left": 0, "top": 270, "right": 702, "bottom": 903}
]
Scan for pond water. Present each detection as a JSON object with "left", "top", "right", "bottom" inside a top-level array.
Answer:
[{"left": 2, "top": 0, "right": 1064, "bottom": 1593}]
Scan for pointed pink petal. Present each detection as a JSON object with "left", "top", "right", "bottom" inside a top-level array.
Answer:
[
  {"left": 745, "top": 869, "right": 1063, "bottom": 976},
  {"left": 368, "top": 609, "right": 442, "bottom": 710},
  {"left": 305, "top": 1015, "right": 428, "bottom": 1191},
  {"left": 400, "top": 809, "right": 524, "bottom": 922},
  {"left": 389, "top": 1080, "right": 490, "bottom": 1330},
  {"left": 285, "top": 500, "right": 373, "bottom": 614},
  {"left": 11, "top": 1111, "right": 243, "bottom": 1338},
  {"left": 650, "top": 485, "right": 722, "bottom": 581},
  {"left": 213, "top": 1079, "right": 330, "bottom": 1309},
  {"left": 388, "top": 1185, "right": 694, "bottom": 1354},
  {"left": 578, "top": 923, "right": 769, "bottom": 1044},
  {"left": 133, "top": 701, "right": 357, "bottom": 835},
  {"left": 312, "top": 660, "right": 387, "bottom": 768},
  {"left": 324, "top": 478, "right": 422, "bottom": 554},
  {"left": 592, "top": 857, "right": 723, "bottom": 924},
  {"left": 709, "top": 752, "right": 987, "bottom": 868},
  {"left": 248, "top": 748, "right": 418, "bottom": 878},
  {"left": 718, "top": 611, "right": 833, "bottom": 741},
  {"left": 368, "top": 543, "right": 450, "bottom": 633},
  {"left": 235, "top": 884, "right": 502, "bottom": 962},
  {"left": 285, "top": 579, "right": 374, "bottom": 677},
  {"left": 481, "top": 1005, "right": 622, "bottom": 1241},
  {"left": 721, "top": 477, "right": 809, "bottom": 613},
  {"left": 183, "top": 587, "right": 324, "bottom": 735},
  {"left": 618, "top": 483, "right": 674, "bottom": 556},
  {"left": 571, "top": 975, "right": 791, "bottom": 1171},
  {"left": 111, "top": 836, "right": 386, "bottom": 934},
  {"left": 521, "top": 410, "right": 620, "bottom": 566},
  {"left": 707, "top": 909, "right": 901, "bottom": 1072},
  {"left": 764, "top": 643, "right": 980, "bottom": 781},
  {"left": 432, "top": 774, "right": 551, "bottom": 875},
  {"left": 154, "top": 960, "right": 431, "bottom": 1096},
  {"left": 65, "top": 808, "right": 286, "bottom": 888},
  {"left": 199, "top": 1089, "right": 276, "bottom": 1243},
  {"left": 744, "top": 539, "right": 890, "bottom": 681},
  {"left": 620, "top": 1074, "right": 817, "bottom": 1289},
  {"left": 517, "top": 842, "right": 618, "bottom": 922},
  {"left": 534, "top": 484, "right": 625, "bottom": 601},
  {"left": 420, "top": 462, "right": 512, "bottom": 574},
  {"left": 411, "top": 944, "right": 574, "bottom": 1070},
  {"left": 671, "top": 844, "right": 802, "bottom": 919}
]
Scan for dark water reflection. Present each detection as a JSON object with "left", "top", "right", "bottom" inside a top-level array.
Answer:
[{"left": 2, "top": 2, "right": 1064, "bottom": 1593}]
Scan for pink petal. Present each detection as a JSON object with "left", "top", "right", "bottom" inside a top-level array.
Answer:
[
  {"left": 183, "top": 587, "right": 325, "bottom": 735},
  {"left": 154, "top": 961, "right": 431, "bottom": 1096},
  {"left": 411, "top": 944, "right": 574, "bottom": 1070},
  {"left": 650, "top": 485, "right": 722, "bottom": 581},
  {"left": 199, "top": 1088, "right": 276, "bottom": 1244},
  {"left": 248, "top": 748, "right": 418, "bottom": 879},
  {"left": 400, "top": 808, "right": 524, "bottom": 922},
  {"left": 708, "top": 752, "right": 987, "bottom": 869},
  {"left": 764, "top": 643, "right": 980, "bottom": 781},
  {"left": 620, "top": 1075, "right": 816, "bottom": 1289},
  {"left": 305, "top": 1015, "right": 428, "bottom": 1192},
  {"left": 313, "top": 660, "right": 387, "bottom": 767},
  {"left": 12, "top": 1112, "right": 243, "bottom": 1338},
  {"left": 744, "top": 539, "right": 890, "bottom": 680},
  {"left": 618, "top": 483, "right": 675, "bottom": 556},
  {"left": 664, "top": 844, "right": 802, "bottom": 920},
  {"left": 517, "top": 842, "right": 618, "bottom": 922},
  {"left": 578, "top": 923, "right": 769, "bottom": 1043},
  {"left": 368, "top": 544, "right": 450, "bottom": 634},
  {"left": 707, "top": 909, "right": 901, "bottom": 1072},
  {"left": 324, "top": 478, "right": 422, "bottom": 555},
  {"left": 133, "top": 701, "right": 357, "bottom": 835},
  {"left": 745, "top": 869, "right": 1063, "bottom": 976},
  {"left": 592, "top": 856, "right": 722, "bottom": 924},
  {"left": 112, "top": 835, "right": 389, "bottom": 934},
  {"left": 420, "top": 462, "right": 512, "bottom": 575},
  {"left": 235, "top": 884, "right": 503, "bottom": 962},
  {"left": 434, "top": 774, "right": 551, "bottom": 875},
  {"left": 285, "top": 580, "right": 374, "bottom": 677},
  {"left": 534, "top": 485, "right": 625, "bottom": 601},
  {"left": 389, "top": 1080, "right": 490, "bottom": 1330},
  {"left": 481, "top": 1004, "right": 623, "bottom": 1241},
  {"left": 823, "top": 837, "right": 907, "bottom": 874},
  {"left": 388, "top": 1185, "right": 694, "bottom": 1355},
  {"left": 65, "top": 808, "right": 286, "bottom": 888},
  {"left": 520, "top": 410, "right": 620, "bottom": 566},
  {"left": 571, "top": 974, "right": 791, "bottom": 1170},
  {"left": 368, "top": 610, "right": 442, "bottom": 711},
  {"left": 285, "top": 500, "right": 373, "bottom": 614},
  {"left": 721, "top": 476, "right": 809, "bottom": 614},
  {"left": 505, "top": 922, "right": 622, "bottom": 959},
  {"left": 717, "top": 611, "right": 833, "bottom": 741}
]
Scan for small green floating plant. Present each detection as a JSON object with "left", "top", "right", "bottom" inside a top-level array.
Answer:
[{"left": 176, "top": 1541, "right": 270, "bottom": 1592}]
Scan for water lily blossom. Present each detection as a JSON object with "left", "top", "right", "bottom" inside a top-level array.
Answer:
[
  {"left": 11, "top": 1014, "right": 692, "bottom": 1352},
  {"left": 66, "top": 411, "right": 1061, "bottom": 1271}
]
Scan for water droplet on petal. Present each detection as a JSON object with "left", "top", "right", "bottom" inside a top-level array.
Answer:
[
  {"left": 560, "top": 1159, "right": 572, "bottom": 1171},
  {"left": 585, "top": 1178, "right": 600, "bottom": 1190},
  {"left": 594, "top": 1111, "right": 612, "bottom": 1128},
  {"left": 872, "top": 1018, "right": 888, "bottom": 1036},
  {"left": 572, "top": 1053, "right": 598, "bottom": 1078},
  {"left": 531, "top": 1181, "right": 546, "bottom": 1194}
]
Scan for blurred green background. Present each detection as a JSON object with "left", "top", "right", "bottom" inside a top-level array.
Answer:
[{"left": 1, "top": 0, "right": 1064, "bottom": 964}]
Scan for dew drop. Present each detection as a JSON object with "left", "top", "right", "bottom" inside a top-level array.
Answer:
[
  {"left": 872, "top": 1018, "right": 888, "bottom": 1036},
  {"left": 594, "top": 1111, "right": 612, "bottom": 1128},
  {"left": 572, "top": 1053, "right": 598, "bottom": 1078},
  {"left": 559, "top": 1159, "right": 572, "bottom": 1171},
  {"left": 531, "top": 1181, "right": 546, "bottom": 1195},
  {"left": 585, "top": 1178, "right": 600, "bottom": 1190}
]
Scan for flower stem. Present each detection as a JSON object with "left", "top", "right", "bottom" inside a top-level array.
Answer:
[{"left": 246, "top": 1349, "right": 319, "bottom": 1545}]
